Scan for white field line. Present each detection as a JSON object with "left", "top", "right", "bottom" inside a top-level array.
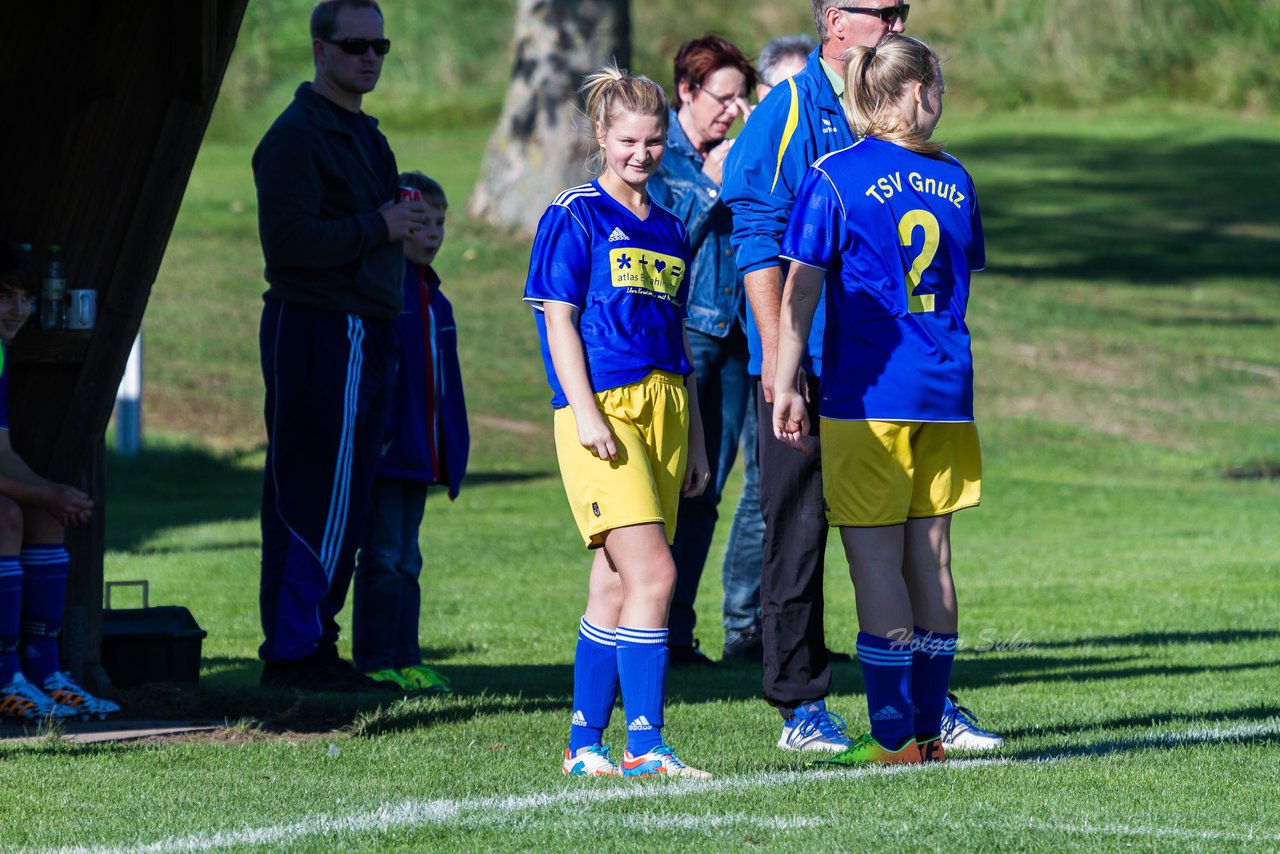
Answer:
[
  {"left": 36, "top": 760, "right": 1029, "bottom": 854},
  {"left": 1026, "top": 819, "right": 1280, "bottom": 845},
  {"left": 39, "top": 718, "right": 1280, "bottom": 854}
]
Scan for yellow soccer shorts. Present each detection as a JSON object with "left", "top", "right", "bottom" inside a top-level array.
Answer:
[
  {"left": 553, "top": 370, "right": 689, "bottom": 548},
  {"left": 820, "top": 419, "right": 982, "bottom": 527}
]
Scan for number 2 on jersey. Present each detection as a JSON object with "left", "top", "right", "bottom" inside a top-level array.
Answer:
[{"left": 898, "top": 209, "right": 939, "bottom": 313}]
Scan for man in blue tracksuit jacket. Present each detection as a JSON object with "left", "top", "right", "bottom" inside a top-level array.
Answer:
[{"left": 720, "top": 1, "right": 905, "bottom": 751}]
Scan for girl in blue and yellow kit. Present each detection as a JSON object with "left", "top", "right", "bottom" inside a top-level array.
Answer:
[
  {"left": 773, "top": 35, "right": 997, "bottom": 767},
  {"left": 523, "top": 66, "right": 712, "bottom": 779}
]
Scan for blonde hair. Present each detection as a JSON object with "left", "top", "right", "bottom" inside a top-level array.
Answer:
[
  {"left": 580, "top": 65, "right": 669, "bottom": 173},
  {"left": 842, "top": 34, "right": 944, "bottom": 155}
]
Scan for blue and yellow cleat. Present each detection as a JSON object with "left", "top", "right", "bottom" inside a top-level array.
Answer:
[
  {"left": 563, "top": 744, "right": 620, "bottom": 776},
  {"left": 622, "top": 744, "right": 711, "bottom": 779}
]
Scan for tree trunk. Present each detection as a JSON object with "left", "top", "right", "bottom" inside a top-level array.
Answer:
[{"left": 469, "top": 0, "right": 630, "bottom": 233}]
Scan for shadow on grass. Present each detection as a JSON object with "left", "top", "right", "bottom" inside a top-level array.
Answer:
[
  {"left": 1000, "top": 704, "right": 1280, "bottom": 741},
  {"left": 105, "top": 442, "right": 552, "bottom": 554},
  {"left": 113, "top": 652, "right": 785, "bottom": 734},
  {"left": 1001, "top": 706, "right": 1280, "bottom": 763},
  {"left": 106, "top": 445, "right": 261, "bottom": 554},
  {"left": 96, "top": 627, "right": 1274, "bottom": 735},
  {"left": 945, "top": 626, "right": 1280, "bottom": 694},
  {"left": 951, "top": 656, "right": 1273, "bottom": 693},
  {"left": 1020, "top": 629, "right": 1280, "bottom": 648},
  {"left": 968, "top": 135, "right": 1280, "bottom": 288}
]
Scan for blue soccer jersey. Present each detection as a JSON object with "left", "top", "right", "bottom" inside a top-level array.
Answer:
[
  {"left": 780, "top": 137, "right": 985, "bottom": 422},
  {"left": 524, "top": 180, "right": 693, "bottom": 407}
]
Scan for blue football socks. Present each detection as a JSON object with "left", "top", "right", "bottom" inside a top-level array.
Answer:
[
  {"left": 616, "top": 625, "right": 669, "bottom": 756},
  {"left": 568, "top": 617, "right": 619, "bottom": 754},
  {"left": 0, "top": 556, "right": 22, "bottom": 684},
  {"left": 856, "top": 631, "right": 915, "bottom": 750},
  {"left": 18, "top": 545, "right": 69, "bottom": 684},
  {"left": 911, "top": 625, "right": 957, "bottom": 738}
]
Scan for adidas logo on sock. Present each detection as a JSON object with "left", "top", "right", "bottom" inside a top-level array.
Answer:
[
  {"left": 571, "top": 710, "right": 588, "bottom": 727},
  {"left": 607, "top": 227, "right": 630, "bottom": 242},
  {"left": 871, "top": 705, "right": 903, "bottom": 721},
  {"left": 627, "top": 715, "right": 653, "bottom": 731}
]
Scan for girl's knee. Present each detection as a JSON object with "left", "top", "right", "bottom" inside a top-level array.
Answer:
[
  {"left": 629, "top": 562, "right": 676, "bottom": 606},
  {"left": 22, "top": 506, "right": 64, "bottom": 545},
  {"left": 0, "top": 496, "right": 24, "bottom": 547}
]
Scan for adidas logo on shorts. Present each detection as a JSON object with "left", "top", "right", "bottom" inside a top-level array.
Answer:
[
  {"left": 871, "top": 704, "right": 903, "bottom": 722},
  {"left": 627, "top": 715, "right": 654, "bottom": 731},
  {"left": 571, "top": 710, "right": 588, "bottom": 727},
  {"left": 608, "top": 227, "right": 630, "bottom": 242}
]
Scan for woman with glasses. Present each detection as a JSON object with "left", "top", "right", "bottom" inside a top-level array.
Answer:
[
  {"left": 646, "top": 36, "right": 764, "bottom": 669},
  {"left": 773, "top": 34, "right": 990, "bottom": 767}
]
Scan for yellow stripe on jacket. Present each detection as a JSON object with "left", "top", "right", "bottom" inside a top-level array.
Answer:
[{"left": 770, "top": 77, "right": 801, "bottom": 194}]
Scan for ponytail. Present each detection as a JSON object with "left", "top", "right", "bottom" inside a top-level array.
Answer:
[{"left": 842, "top": 34, "right": 944, "bottom": 155}]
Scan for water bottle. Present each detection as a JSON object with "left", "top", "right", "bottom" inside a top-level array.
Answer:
[{"left": 41, "top": 244, "right": 67, "bottom": 329}]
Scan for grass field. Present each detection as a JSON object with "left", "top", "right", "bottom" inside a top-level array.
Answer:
[{"left": 2, "top": 34, "right": 1279, "bottom": 854}]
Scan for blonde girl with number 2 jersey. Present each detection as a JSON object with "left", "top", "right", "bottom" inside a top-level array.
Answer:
[
  {"left": 773, "top": 34, "right": 997, "bottom": 768},
  {"left": 523, "top": 66, "right": 712, "bottom": 778}
]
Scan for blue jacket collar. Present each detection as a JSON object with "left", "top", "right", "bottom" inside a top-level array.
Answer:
[{"left": 802, "top": 47, "right": 844, "bottom": 114}]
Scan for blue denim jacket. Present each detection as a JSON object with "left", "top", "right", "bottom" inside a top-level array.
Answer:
[{"left": 648, "top": 110, "right": 744, "bottom": 338}]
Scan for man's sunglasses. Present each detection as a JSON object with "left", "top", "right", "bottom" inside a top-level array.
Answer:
[
  {"left": 838, "top": 4, "right": 910, "bottom": 24},
  {"left": 323, "top": 37, "right": 391, "bottom": 56}
]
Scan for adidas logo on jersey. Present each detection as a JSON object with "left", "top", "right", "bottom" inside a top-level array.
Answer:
[
  {"left": 627, "top": 715, "right": 654, "bottom": 731},
  {"left": 871, "top": 705, "right": 903, "bottom": 721},
  {"left": 571, "top": 710, "right": 588, "bottom": 727},
  {"left": 608, "top": 227, "right": 630, "bottom": 242}
]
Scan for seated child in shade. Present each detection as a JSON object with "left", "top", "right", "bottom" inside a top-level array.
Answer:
[{"left": 0, "top": 239, "right": 118, "bottom": 721}]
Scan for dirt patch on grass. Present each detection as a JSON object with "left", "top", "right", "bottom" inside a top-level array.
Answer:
[{"left": 473, "top": 414, "right": 544, "bottom": 436}]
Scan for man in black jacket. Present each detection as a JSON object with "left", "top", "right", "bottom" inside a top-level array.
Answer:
[{"left": 254, "top": 0, "right": 424, "bottom": 691}]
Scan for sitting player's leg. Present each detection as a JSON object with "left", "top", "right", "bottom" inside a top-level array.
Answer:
[
  {"left": 18, "top": 506, "right": 118, "bottom": 719},
  {"left": 564, "top": 548, "right": 623, "bottom": 776},
  {"left": 0, "top": 495, "right": 24, "bottom": 688},
  {"left": 606, "top": 522, "right": 709, "bottom": 779},
  {"left": 1, "top": 496, "right": 76, "bottom": 721}
]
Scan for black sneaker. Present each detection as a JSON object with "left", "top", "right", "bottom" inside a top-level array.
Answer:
[
  {"left": 722, "top": 624, "right": 764, "bottom": 661},
  {"left": 668, "top": 639, "right": 723, "bottom": 669},
  {"left": 261, "top": 650, "right": 401, "bottom": 692}
]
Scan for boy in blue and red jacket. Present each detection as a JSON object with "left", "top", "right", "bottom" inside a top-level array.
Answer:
[{"left": 352, "top": 173, "right": 468, "bottom": 691}]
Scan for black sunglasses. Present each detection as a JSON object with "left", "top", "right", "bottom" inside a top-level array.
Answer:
[
  {"left": 323, "top": 37, "right": 391, "bottom": 56},
  {"left": 838, "top": 4, "right": 910, "bottom": 24}
]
